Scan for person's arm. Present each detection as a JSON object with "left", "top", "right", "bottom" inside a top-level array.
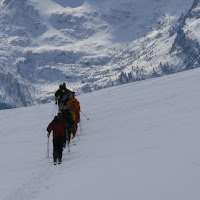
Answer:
[{"left": 47, "top": 123, "right": 53, "bottom": 137}]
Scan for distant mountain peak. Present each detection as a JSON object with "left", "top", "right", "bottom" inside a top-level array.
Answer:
[{"left": 0, "top": 0, "right": 199, "bottom": 109}]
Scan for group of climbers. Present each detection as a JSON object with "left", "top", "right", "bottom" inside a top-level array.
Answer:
[{"left": 47, "top": 83, "right": 80, "bottom": 165}]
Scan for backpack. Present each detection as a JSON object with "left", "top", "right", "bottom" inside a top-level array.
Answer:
[
  {"left": 61, "top": 89, "right": 71, "bottom": 104},
  {"left": 61, "top": 108, "right": 73, "bottom": 126}
]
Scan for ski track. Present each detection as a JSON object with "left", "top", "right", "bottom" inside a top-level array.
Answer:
[
  {"left": 3, "top": 165, "right": 54, "bottom": 200},
  {"left": 3, "top": 138, "right": 81, "bottom": 200}
]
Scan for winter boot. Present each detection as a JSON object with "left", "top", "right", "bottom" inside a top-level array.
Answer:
[
  {"left": 53, "top": 153, "right": 58, "bottom": 164},
  {"left": 58, "top": 157, "right": 62, "bottom": 164},
  {"left": 58, "top": 153, "right": 62, "bottom": 164}
]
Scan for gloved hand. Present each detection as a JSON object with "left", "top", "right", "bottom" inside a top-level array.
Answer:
[
  {"left": 55, "top": 101, "right": 57, "bottom": 105},
  {"left": 47, "top": 132, "right": 50, "bottom": 137}
]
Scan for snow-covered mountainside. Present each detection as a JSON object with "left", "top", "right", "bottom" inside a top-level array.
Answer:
[
  {"left": 0, "top": 0, "right": 199, "bottom": 109},
  {"left": 1, "top": 68, "right": 200, "bottom": 200}
]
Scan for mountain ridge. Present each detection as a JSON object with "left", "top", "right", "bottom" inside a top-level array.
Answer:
[{"left": 0, "top": 0, "right": 199, "bottom": 109}]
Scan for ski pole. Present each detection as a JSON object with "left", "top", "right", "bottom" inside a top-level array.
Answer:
[
  {"left": 47, "top": 136, "right": 49, "bottom": 159},
  {"left": 80, "top": 110, "right": 89, "bottom": 120},
  {"left": 67, "top": 140, "right": 70, "bottom": 153},
  {"left": 73, "top": 124, "right": 80, "bottom": 140},
  {"left": 79, "top": 120, "right": 82, "bottom": 134},
  {"left": 72, "top": 138, "right": 76, "bottom": 145},
  {"left": 52, "top": 103, "right": 56, "bottom": 116},
  {"left": 75, "top": 125, "right": 80, "bottom": 140}
]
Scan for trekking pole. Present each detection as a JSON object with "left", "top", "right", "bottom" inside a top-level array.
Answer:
[
  {"left": 52, "top": 103, "right": 56, "bottom": 116},
  {"left": 67, "top": 140, "right": 70, "bottom": 153},
  {"left": 47, "top": 136, "right": 49, "bottom": 159},
  {"left": 79, "top": 120, "right": 82, "bottom": 134},
  {"left": 73, "top": 124, "right": 80, "bottom": 140},
  {"left": 75, "top": 125, "right": 80, "bottom": 140},
  {"left": 80, "top": 110, "right": 89, "bottom": 120},
  {"left": 72, "top": 138, "right": 75, "bottom": 145},
  {"left": 77, "top": 131, "right": 80, "bottom": 140}
]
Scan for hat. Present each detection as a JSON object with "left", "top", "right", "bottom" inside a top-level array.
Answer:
[{"left": 71, "top": 91, "right": 75, "bottom": 97}]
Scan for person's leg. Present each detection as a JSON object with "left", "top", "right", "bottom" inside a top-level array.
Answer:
[
  {"left": 53, "top": 137, "right": 59, "bottom": 163},
  {"left": 57, "top": 136, "right": 64, "bottom": 163}
]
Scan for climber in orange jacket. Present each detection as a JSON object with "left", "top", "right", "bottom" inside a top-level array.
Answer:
[{"left": 67, "top": 92, "right": 80, "bottom": 138}]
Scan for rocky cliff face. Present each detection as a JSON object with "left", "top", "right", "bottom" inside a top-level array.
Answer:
[{"left": 170, "top": 0, "right": 200, "bottom": 70}]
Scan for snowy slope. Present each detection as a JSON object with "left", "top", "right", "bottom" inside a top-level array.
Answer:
[
  {"left": 0, "top": 0, "right": 199, "bottom": 109},
  {"left": 1, "top": 68, "right": 200, "bottom": 200}
]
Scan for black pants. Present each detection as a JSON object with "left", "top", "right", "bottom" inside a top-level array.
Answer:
[
  {"left": 53, "top": 136, "right": 65, "bottom": 162},
  {"left": 64, "top": 128, "right": 71, "bottom": 143}
]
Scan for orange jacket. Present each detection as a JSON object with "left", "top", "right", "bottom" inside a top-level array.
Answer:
[{"left": 67, "top": 96, "right": 80, "bottom": 121}]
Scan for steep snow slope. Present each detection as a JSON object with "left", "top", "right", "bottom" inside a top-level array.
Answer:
[
  {"left": 0, "top": 0, "right": 199, "bottom": 109},
  {"left": 1, "top": 68, "right": 200, "bottom": 200}
]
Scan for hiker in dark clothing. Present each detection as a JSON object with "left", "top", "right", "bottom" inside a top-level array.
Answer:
[
  {"left": 61, "top": 108, "right": 75, "bottom": 146},
  {"left": 47, "top": 114, "right": 67, "bottom": 164},
  {"left": 55, "top": 84, "right": 63, "bottom": 105},
  {"left": 55, "top": 83, "right": 72, "bottom": 112}
]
